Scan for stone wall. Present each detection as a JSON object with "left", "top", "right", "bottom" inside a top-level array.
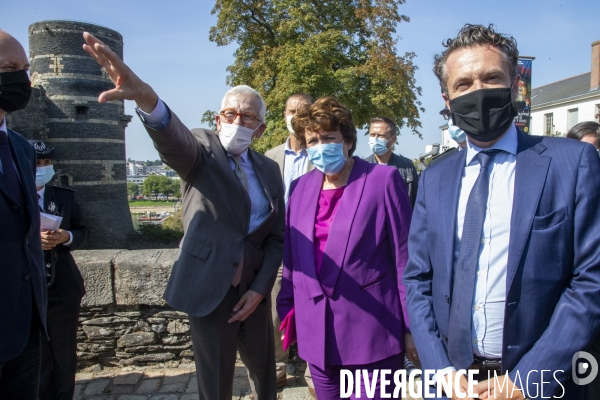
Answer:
[{"left": 73, "top": 249, "right": 195, "bottom": 368}]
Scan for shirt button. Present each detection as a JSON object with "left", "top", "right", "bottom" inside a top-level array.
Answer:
[
  {"left": 24, "top": 274, "right": 31, "bottom": 280},
  {"left": 478, "top": 271, "right": 485, "bottom": 277},
  {"left": 472, "top": 339, "right": 478, "bottom": 344},
  {"left": 473, "top": 305, "right": 480, "bottom": 311}
]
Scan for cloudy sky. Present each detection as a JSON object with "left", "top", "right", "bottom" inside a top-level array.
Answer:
[{"left": 2, "top": 0, "right": 598, "bottom": 160}]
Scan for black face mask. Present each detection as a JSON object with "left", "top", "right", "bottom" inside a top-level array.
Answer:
[
  {"left": 0, "top": 70, "right": 32, "bottom": 113},
  {"left": 449, "top": 87, "right": 517, "bottom": 143}
]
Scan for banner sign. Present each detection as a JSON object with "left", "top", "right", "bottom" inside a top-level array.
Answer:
[{"left": 514, "top": 57, "right": 533, "bottom": 133}]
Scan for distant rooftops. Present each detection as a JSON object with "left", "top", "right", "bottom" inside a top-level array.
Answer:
[{"left": 531, "top": 72, "right": 600, "bottom": 108}]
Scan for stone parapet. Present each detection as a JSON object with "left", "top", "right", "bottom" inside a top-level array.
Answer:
[{"left": 73, "top": 249, "right": 192, "bottom": 367}]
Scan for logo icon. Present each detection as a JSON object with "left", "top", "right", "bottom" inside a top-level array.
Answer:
[
  {"left": 572, "top": 351, "right": 598, "bottom": 385},
  {"left": 34, "top": 142, "right": 46, "bottom": 151}
]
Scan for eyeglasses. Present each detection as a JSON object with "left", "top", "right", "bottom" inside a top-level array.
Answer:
[{"left": 219, "top": 108, "right": 262, "bottom": 125}]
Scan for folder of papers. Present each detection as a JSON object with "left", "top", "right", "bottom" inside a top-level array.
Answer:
[{"left": 40, "top": 212, "right": 63, "bottom": 231}]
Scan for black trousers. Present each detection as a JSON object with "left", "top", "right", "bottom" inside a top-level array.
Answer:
[
  {"left": 39, "top": 286, "right": 80, "bottom": 400},
  {"left": 189, "top": 285, "right": 277, "bottom": 400},
  {"left": 0, "top": 309, "right": 41, "bottom": 400}
]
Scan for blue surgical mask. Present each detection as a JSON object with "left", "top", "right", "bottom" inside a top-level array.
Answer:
[
  {"left": 306, "top": 143, "right": 347, "bottom": 176},
  {"left": 447, "top": 117, "right": 467, "bottom": 144},
  {"left": 368, "top": 136, "right": 392, "bottom": 156},
  {"left": 36, "top": 165, "right": 55, "bottom": 187}
]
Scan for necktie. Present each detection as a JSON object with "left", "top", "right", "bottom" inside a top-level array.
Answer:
[
  {"left": 229, "top": 154, "right": 248, "bottom": 287},
  {"left": 0, "top": 130, "right": 24, "bottom": 207},
  {"left": 230, "top": 154, "right": 249, "bottom": 192},
  {"left": 448, "top": 150, "right": 499, "bottom": 370}
]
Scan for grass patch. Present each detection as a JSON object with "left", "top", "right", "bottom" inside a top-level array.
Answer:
[{"left": 129, "top": 200, "right": 177, "bottom": 207}]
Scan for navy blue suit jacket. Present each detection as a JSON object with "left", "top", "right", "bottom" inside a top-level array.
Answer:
[
  {"left": 0, "top": 128, "right": 47, "bottom": 363},
  {"left": 404, "top": 130, "right": 600, "bottom": 399}
]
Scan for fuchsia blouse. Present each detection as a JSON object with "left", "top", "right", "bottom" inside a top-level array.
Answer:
[{"left": 313, "top": 186, "right": 346, "bottom": 280}]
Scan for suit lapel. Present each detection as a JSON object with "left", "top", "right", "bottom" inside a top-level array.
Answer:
[
  {"left": 248, "top": 150, "right": 274, "bottom": 212},
  {"left": 440, "top": 149, "right": 467, "bottom": 282},
  {"left": 295, "top": 170, "right": 325, "bottom": 300},
  {"left": 319, "top": 158, "right": 368, "bottom": 298},
  {"left": 9, "top": 131, "right": 36, "bottom": 225},
  {"left": 506, "top": 132, "right": 549, "bottom": 293},
  {"left": 0, "top": 131, "right": 22, "bottom": 205}
]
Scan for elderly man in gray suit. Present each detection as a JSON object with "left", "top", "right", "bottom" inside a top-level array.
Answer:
[
  {"left": 83, "top": 34, "right": 284, "bottom": 400},
  {"left": 264, "top": 93, "right": 315, "bottom": 395}
]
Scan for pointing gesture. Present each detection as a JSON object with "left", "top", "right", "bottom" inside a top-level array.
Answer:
[{"left": 82, "top": 32, "right": 158, "bottom": 112}]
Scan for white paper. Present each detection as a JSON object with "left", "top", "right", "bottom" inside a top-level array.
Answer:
[{"left": 40, "top": 212, "right": 62, "bottom": 231}]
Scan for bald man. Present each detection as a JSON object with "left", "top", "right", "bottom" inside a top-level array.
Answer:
[{"left": 0, "top": 30, "right": 48, "bottom": 400}]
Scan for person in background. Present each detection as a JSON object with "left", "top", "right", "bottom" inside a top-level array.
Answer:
[
  {"left": 567, "top": 121, "right": 600, "bottom": 153},
  {"left": 429, "top": 106, "right": 467, "bottom": 167},
  {"left": 566, "top": 120, "right": 600, "bottom": 400},
  {"left": 277, "top": 97, "right": 415, "bottom": 400},
  {"left": 404, "top": 24, "right": 600, "bottom": 399},
  {"left": 32, "top": 140, "right": 90, "bottom": 400},
  {"left": 264, "top": 93, "right": 317, "bottom": 397},
  {"left": 364, "top": 116, "right": 419, "bottom": 208},
  {"left": 0, "top": 29, "right": 47, "bottom": 400}
]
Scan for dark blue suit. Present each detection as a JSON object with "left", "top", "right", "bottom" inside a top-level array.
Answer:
[
  {"left": 404, "top": 130, "right": 600, "bottom": 399},
  {"left": 0, "top": 128, "right": 47, "bottom": 395}
]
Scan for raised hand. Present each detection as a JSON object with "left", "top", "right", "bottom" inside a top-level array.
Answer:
[{"left": 82, "top": 32, "right": 158, "bottom": 112}]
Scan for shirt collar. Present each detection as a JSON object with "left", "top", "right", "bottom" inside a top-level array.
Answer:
[
  {"left": 465, "top": 123, "right": 518, "bottom": 166},
  {"left": 284, "top": 136, "right": 306, "bottom": 156},
  {"left": 0, "top": 117, "right": 6, "bottom": 133},
  {"left": 37, "top": 185, "right": 45, "bottom": 198},
  {"left": 228, "top": 148, "right": 250, "bottom": 164}
]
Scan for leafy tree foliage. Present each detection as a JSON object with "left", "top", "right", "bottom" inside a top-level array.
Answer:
[
  {"left": 142, "top": 175, "right": 181, "bottom": 200},
  {"left": 142, "top": 175, "right": 163, "bottom": 200},
  {"left": 127, "top": 182, "right": 139, "bottom": 199},
  {"left": 209, "top": 0, "right": 423, "bottom": 153}
]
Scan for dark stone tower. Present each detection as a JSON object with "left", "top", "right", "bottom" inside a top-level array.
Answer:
[{"left": 8, "top": 20, "right": 134, "bottom": 249}]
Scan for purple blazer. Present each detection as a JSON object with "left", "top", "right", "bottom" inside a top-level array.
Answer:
[{"left": 277, "top": 157, "right": 412, "bottom": 369}]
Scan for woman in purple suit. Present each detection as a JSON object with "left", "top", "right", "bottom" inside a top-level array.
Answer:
[{"left": 277, "top": 97, "right": 416, "bottom": 399}]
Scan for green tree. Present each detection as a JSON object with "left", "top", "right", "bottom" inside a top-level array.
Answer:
[
  {"left": 162, "top": 209, "right": 184, "bottom": 232},
  {"left": 127, "top": 182, "right": 139, "bottom": 200},
  {"left": 209, "top": 0, "right": 423, "bottom": 153},
  {"left": 201, "top": 110, "right": 218, "bottom": 131},
  {"left": 142, "top": 175, "right": 163, "bottom": 200},
  {"left": 161, "top": 176, "right": 180, "bottom": 201}
]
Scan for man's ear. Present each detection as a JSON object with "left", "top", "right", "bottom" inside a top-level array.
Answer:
[
  {"left": 215, "top": 115, "right": 221, "bottom": 132},
  {"left": 253, "top": 123, "right": 266, "bottom": 140},
  {"left": 442, "top": 91, "right": 451, "bottom": 111}
]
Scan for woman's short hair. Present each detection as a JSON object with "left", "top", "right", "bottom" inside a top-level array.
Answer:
[
  {"left": 566, "top": 121, "right": 600, "bottom": 144},
  {"left": 292, "top": 96, "right": 357, "bottom": 156}
]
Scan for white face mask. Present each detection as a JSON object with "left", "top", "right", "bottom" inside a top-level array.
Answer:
[
  {"left": 285, "top": 114, "right": 295, "bottom": 135},
  {"left": 218, "top": 123, "right": 257, "bottom": 155}
]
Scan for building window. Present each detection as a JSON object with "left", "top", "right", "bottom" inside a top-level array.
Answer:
[
  {"left": 75, "top": 106, "right": 89, "bottom": 119},
  {"left": 544, "top": 113, "right": 554, "bottom": 135},
  {"left": 596, "top": 104, "right": 600, "bottom": 124},
  {"left": 567, "top": 108, "right": 579, "bottom": 130}
]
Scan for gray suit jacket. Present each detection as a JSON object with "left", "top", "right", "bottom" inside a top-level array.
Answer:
[
  {"left": 264, "top": 141, "right": 314, "bottom": 177},
  {"left": 364, "top": 152, "right": 418, "bottom": 209},
  {"left": 144, "top": 110, "right": 285, "bottom": 317}
]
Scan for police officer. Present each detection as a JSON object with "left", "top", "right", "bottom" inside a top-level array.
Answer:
[{"left": 32, "top": 140, "right": 90, "bottom": 400}]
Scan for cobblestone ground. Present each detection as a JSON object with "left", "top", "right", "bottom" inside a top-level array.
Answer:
[{"left": 74, "top": 358, "right": 423, "bottom": 400}]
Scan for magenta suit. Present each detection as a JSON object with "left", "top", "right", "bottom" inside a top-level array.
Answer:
[{"left": 277, "top": 157, "right": 412, "bottom": 372}]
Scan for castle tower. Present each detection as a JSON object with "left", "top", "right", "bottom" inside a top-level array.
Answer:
[{"left": 9, "top": 20, "right": 134, "bottom": 249}]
